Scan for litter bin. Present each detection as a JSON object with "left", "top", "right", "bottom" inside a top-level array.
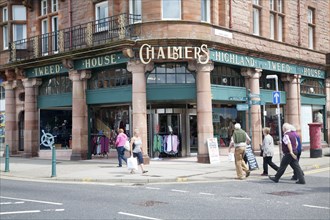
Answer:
[{"left": 308, "top": 123, "right": 322, "bottom": 158}]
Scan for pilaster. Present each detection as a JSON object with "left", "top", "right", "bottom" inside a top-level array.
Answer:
[
  {"left": 188, "top": 61, "right": 214, "bottom": 163},
  {"left": 69, "top": 70, "right": 91, "bottom": 160}
]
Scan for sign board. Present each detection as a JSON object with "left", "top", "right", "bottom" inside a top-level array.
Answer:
[
  {"left": 272, "top": 91, "right": 281, "bottom": 104},
  {"left": 207, "top": 138, "right": 220, "bottom": 164},
  {"left": 229, "top": 97, "right": 247, "bottom": 101},
  {"left": 237, "top": 104, "right": 249, "bottom": 111},
  {"left": 249, "top": 93, "right": 260, "bottom": 98},
  {"left": 245, "top": 145, "right": 258, "bottom": 170}
]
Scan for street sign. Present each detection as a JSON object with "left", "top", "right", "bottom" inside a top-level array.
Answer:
[
  {"left": 229, "top": 96, "right": 247, "bottom": 101},
  {"left": 249, "top": 93, "right": 260, "bottom": 98},
  {"left": 272, "top": 91, "right": 280, "bottom": 104},
  {"left": 237, "top": 103, "right": 249, "bottom": 111}
]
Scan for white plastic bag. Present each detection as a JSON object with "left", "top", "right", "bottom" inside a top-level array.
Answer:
[
  {"left": 127, "top": 156, "right": 138, "bottom": 171},
  {"left": 124, "top": 140, "right": 130, "bottom": 151},
  {"left": 228, "top": 152, "right": 235, "bottom": 162}
]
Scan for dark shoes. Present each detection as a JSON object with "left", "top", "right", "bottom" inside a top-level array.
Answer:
[
  {"left": 143, "top": 171, "right": 148, "bottom": 174},
  {"left": 291, "top": 176, "right": 298, "bottom": 180},
  {"left": 246, "top": 171, "right": 251, "bottom": 178},
  {"left": 117, "top": 165, "right": 122, "bottom": 167},
  {"left": 269, "top": 176, "right": 279, "bottom": 183},
  {"left": 261, "top": 173, "right": 268, "bottom": 176},
  {"left": 296, "top": 180, "right": 306, "bottom": 184}
]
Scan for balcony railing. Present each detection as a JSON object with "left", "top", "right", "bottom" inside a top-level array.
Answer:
[{"left": 9, "top": 13, "right": 141, "bottom": 62}]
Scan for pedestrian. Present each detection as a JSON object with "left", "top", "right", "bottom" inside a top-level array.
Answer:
[
  {"left": 269, "top": 123, "right": 306, "bottom": 184},
  {"left": 228, "top": 123, "right": 251, "bottom": 180},
  {"left": 115, "top": 128, "right": 127, "bottom": 167},
  {"left": 290, "top": 125, "right": 303, "bottom": 180},
  {"left": 130, "top": 129, "right": 148, "bottom": 174},
  {"left": 260, "top": 127, "right": 279, "bottom": 176}
]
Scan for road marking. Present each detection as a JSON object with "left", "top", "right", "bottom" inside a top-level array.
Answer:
[
  {"left": 304, "top": 167, "right": 330, "bottom": 175},
  {"left": 118, "top": 212, "right": 162, "bottom": 220},
  {"left": 0, "top": 201, "right": 25, "bottom": 205},
  {"left": 199, "top": 192, "right": 214, "bottom": 196},
  {"left": 303, "top": 204, "right": 330, "bottom": 210},
  {"left": 44, "top": 209, "right": 65, "bottom": 212},
  {"left": 229, "top": 197, "right": 252, "bottom": 200},
  {"left": 146, "top": 187, "right": 160, "bottom": 190},
  {"left": 0, "top": 196, "right": 62, "bottom": 206},
  {"left": 171, "top": 189, "right": 188, "bottom": 193},
  {"left": 0, "top": 210, "right": 41, "bottom": 215}
]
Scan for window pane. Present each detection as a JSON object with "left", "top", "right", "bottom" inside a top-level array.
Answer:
[
  {"left": 167, "top": 74, "right": 175, "bottom": 83},
  {"left": 3, "top": 7, "right": 8, "bottom": 21},
  {"left": 3, "top": 25, "right": 8, "bottom": 49},
  {"left": 308, "top": 9, "right": 313, "bottom": 23},
  {"left": 162, "top": 0, "right": 181, "bottom": 19},
  {"left": 201, "top": 0, "right": 210, "bottom": 22},
  {"left": 157, "top": 74, "right": 166, "bottom": 83},
  {"left": 277, "top": 0, "right": 282, "bottom": 13},
  {"left": 269, "top": 0, "right": 274, "bottom": 10},
  {"left": 253, "top": 8, "right": 260, "bottom": 35},
  {"left": 176, "top": 74, "right": 185, "bottom": 83},
  {"left": 270, "top": 14, "right": 275, "bottom": 40},
  {"left": 13, "top": 24, "right": 26, "bottom": 41},
  {"left": 277, "top": 16, "right": 283, "bottom": 41},
  {"left": 308, "top": 26, "right": 314, "bottom": 49},
  {"left": 41, "top": 0, "right": 47, "bottom": 15},
  {"left": 253, "top": 0, "right": 259, "bottom": 5},
  {"left": 12, "top": 5, "right": 26, "bottom": 20},
  {"left": 52, "top": 0, "right": 58, "bottom": 12},
  {"left": 52, "top": 16, "right": 58, "bottom": 51}
]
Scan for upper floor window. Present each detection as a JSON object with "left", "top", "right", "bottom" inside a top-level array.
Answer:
[
  {"left": 308, "top": 8, "right": 315, "bottom": 49},
  {"left": 252, "top": 0, "right": 261, "bottom": 36},
  {"left": 201, "top": 0, "right": 210, "bottom": 22},
  {"left": 147, "top": 63, "right": 195, "bottom": 84},
  {"left": 162, "top": 0, "right": 181, "bottom": 20},
  {"left": 51, "top": 0, "right": 58, "bottom": 13},
  {"left": 2, "top": 7, "right": 8, "bottom": 22},
  {"left": 129, "top": 0, "right": 141, "bottom": 23},
  {"left": 3, "top": 25, "right": 8, "bottom": 49},
  {"left": 12, "top": 5, "right": 26, "bottom": 20},
  {"left": 301, "top": 78, "right": 324, "bottom": 95},
  {"left": 269, "top": 0, "right": 284, "bottom": 42},
  {"left": 88, "top": 66, "right": 132, "bottom": 90},
  {"left": 211, "top": 65, "right": 244, "bottom": 87},
  {"left": 95, "top": 1, "right": 109, "bottom": 32},
  {"left": 39, "top": 75, "right": 72, "bottom": 96},
  {"left": 41, "top": 0, "right": 48, "bottom": 16}
]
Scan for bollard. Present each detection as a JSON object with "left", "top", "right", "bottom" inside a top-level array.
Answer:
[
  {"left": 5, "top": 144, "right": 9, "bottom": 172},
  {"left": 51, "top": 145, "right": 56, "bottom": 177}
]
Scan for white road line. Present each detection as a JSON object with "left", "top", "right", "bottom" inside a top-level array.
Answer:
[
  {"left": 303, "top": 204, "right": 330, "bottom": 210},
  {"left": 145, "top": 187, "right": 160, "bottom": 190},
  {"left": 118, "top": 212, "right": 162, "bottom": 220},
  {"left": 171, "top": 189, "right": 188, "bottom": 193},
  {"left": 0, "top": 196, "right": 62, "bottom": 206},
  {"left": 229, "top": 197, "right": 252, "bottom": 200},
  {"left": 0, "top": 210, "right": 41, "bottom": 215},
  {"left": 0, "top": 201, "right": 25, "bottom": 205},
  {"left": 199, "top": 192, "right": 215, "bottom": 196}
]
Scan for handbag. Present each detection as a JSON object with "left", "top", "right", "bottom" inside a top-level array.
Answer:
[
  {"left": 127, "top": 156, "right": 138, "bottom": 171},
  {"left": 124, "top": 140, "right": 130, "bottom": 151}
]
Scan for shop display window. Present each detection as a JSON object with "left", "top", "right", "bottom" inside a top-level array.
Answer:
[
  {"left": 211, "top": 65, "right": 244, "bottom": 87},
  {"left": 39, "top": 75, "right": 72, "bottom": 95},
  {"left": 300, "top": 78, "right": 324, "bottom": 95}
]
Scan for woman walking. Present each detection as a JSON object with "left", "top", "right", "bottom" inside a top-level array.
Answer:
[
  {"left": 260, "top": 127, "right": 279, "bottom": 176},
  {"left": 130, "top": 129, "right": 148, "bottom": 174},
  {"left": 115, "top": 128, "right": 127, "bottom": 167}
]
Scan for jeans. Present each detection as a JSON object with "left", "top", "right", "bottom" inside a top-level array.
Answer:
[
  {"left": 234, "top": 147, "right": 249, "bottom": 178},
  {"left": 274, "top": 153, "right": 305, "bottom": 183},
  {"left": 116, "top": 146, "right": 127, "bottom": 166},
  {"left": 262, "top": 156, "right": 279, "bottom": 174}
]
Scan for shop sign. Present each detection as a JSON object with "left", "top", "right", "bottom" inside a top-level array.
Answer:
[
  {"left": 139, "top": 44, "right": 210, "bottom": 65},
  {"left": 207, "top": 138, "right": 220, "bottom": 164},
  {"left": 210, "top": 49, "right": 325, "bottom": 79},
  {"left": 75, "top": 52, "right": 128, "bottom": 70},
  {"left": 236, "top": 104, "right": 249, "bottom": 111},
  {"left": 26, "top": 64, "right": 68, "bottom": 78}
]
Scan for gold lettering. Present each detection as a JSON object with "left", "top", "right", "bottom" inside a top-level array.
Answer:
[
  {"left": 44, "top": 66, "right": 49, "bottom": 75},
  {"left": 85, "top": 59, "right": 91, "bottom": 68},
  {"left": 215, "top": 51, "right": 221, "bottom": 61},
  {"left": 110, "top": 54, "right": 116, "bottom": 64},
  {"left": 199, "top": 44, "right": 209, "bottom": 64},
  {"left": 55, "top": 65, "right": 60, "bottom": 73},
  {"left": 185, "top": 47, "right": 192, "bottom": 59},
  {"left": 104, "top": 55, "right": 110, "bottom": 65},
  {"left": 50, "top": 65, "right": 54, "bottom": 74},
  {"left": 157, "top": 47, "right": 165, "bottom": 59},
  {"left": 224, "top": 53, "right": 229, "bottom": 62},
  {"left": 92, "top": 58, "right": 97, "bottom": 67},
  {"left": 194, "top": 47, "right": 201, "bottom": 59},
  {"left": 139, "top": 44, "right": 152, "bottom": 64}
]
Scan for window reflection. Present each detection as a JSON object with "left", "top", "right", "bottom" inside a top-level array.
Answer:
[{"left": 39, "top": 75, "right": 71, "bottom": 95}]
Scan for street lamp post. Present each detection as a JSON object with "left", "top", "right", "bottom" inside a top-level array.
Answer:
[{"left": 266, "top": 75, "right": 283, "bottom": 160}]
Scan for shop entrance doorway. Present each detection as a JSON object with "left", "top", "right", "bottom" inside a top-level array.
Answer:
[
  {"left": 18, "top": 111, "right": 24, "bottom": 151},
  {"left": 189, "top": 115, "right": 197, "bottom": 154}
]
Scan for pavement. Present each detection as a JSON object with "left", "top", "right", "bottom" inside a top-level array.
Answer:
[{"left": 0, "top": 147, "right": 329, "bottom": 184}]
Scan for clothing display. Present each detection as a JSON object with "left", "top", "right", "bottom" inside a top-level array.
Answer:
[
  {"left": 91, "top": 134, "right": 109, "bottom": 157},
  {"left": 153, "top": 134, "right": 180, "bottom": 157}
]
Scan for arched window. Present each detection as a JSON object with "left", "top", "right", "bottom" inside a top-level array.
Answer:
[
  {"left": 88, "top": 65, "right": 132, "bottom": 90},
  {"left": 211, "top": 65, "right": 244, "bottom": 87},
  {"left": 301, "top": 78, "right": 324, "bottom": 95},
  {"left": 147, "top": 63, "right": 195, "bottom": 84},
  {"left": 39, "top": 75, "right": 71, "bottom": 95}
]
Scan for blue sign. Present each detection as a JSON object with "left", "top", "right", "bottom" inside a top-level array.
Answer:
[{"left": 272, "top": 91, "right": 281, "bottom": 104}]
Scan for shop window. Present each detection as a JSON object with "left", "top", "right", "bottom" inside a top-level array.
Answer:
[
  {"left": 0, "top": 85, "right": 5, "bottom": 100},
  {"left": 301, "top": 78, "right": 324, "bottom": 95},
  {"left": 211, "top": 65, "right": 244, "bottom": 87},
  {"left": 162, "top": 0, "right": 181, "bottom": 20},
  {"left": 147, "top": 63, "right": 195, "bottom": 84},
  {"left": 39, "top": 75, "right": 72, "bottom": 96},
  {"left": 260, "top": 73, "right": 284, "bottom": 91},
  {"left": 89, "top": 66, "right": 132, "bottom": 90}
]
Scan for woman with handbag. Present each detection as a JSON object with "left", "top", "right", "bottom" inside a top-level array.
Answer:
[
  {"left": 129, "top": 129, "right": 148, "bottom": 174},
  {"left": 260, "top": 127, "right": 279, "bottom": 176}
]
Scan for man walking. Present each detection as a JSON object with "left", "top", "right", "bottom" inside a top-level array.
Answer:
[{"left": 228, "top": 123, "right": 251, "bottom": 180}]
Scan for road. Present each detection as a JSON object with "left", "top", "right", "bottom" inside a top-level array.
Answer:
[{"left": 0, "top": 167, "right": 329, "bottom": 220}]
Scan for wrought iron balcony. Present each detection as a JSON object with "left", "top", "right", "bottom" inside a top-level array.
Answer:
[{"left": 9, "top": 13, "right": 141, "bottom": 62}]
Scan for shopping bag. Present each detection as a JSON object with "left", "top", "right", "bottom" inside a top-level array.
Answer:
[
  {"left": 228, "top": 152, "right": 235, "bottom": 162},
  {"left": 124, "top": 140, "right": 130, "bottom": 151},
  {"left": 127, "top": 156, "right": 138, "bottom": 171}
]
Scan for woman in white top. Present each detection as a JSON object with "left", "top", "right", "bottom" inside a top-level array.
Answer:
[
  {"left": 260, "top": 127, "right": 279, "bottom": 176},
  {"left": 130, "top": 129, "right": 148, "bottom": 174}
]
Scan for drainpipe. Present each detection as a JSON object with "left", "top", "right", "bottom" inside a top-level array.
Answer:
[
  {"left": 297, "top": 0, "right": 301, "bottom": 46},
  {"left": 229, "top": 0, "right": 233, "bottom": 28},
  {"left": 69, "top": 0, "right": 72, "bottom": 48}
]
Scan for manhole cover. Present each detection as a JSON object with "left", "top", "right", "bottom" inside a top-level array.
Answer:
[
  {"left": 268, "top": 191, "right": 300, "bottom": 196},
  {"left": 136, "top": 200, "right": 168, "bottom": 207}
]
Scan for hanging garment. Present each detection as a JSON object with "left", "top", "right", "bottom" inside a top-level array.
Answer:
[{"left": 153, "top": 134, "right": 162, "bottom": 152}]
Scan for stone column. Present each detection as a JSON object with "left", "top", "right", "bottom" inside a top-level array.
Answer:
[
  {"left": 3, "top": 80, "right": 17, "bottom": 155},
  {"left": 282, "top": 75, "right": 301, "bottom": 134},
  {"left": 242, "top": 68, "right": 262, "bottom": 151},
  {"left": 325, "top": 78, "right": 330, "bottom": 145},
  {"left": 127, "top": 60, "right": 153, "bottom": 164},
  {"left": 22, "top": 78, "right": 42, "bottom": 157},
  {"left": 188, "top": 61, "right": 214, "bottom": 163},
  {"left": 69, "top": 70, "right": 91, "bottom": 160}
]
